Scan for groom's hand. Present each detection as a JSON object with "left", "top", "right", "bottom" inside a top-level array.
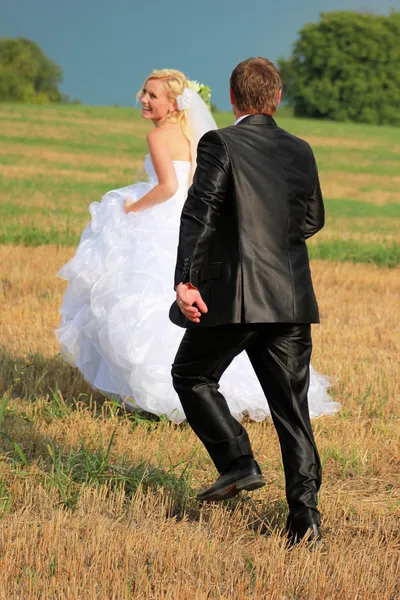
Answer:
[{"left": 176, "top": 283, "right": 208, "bottom": 323}]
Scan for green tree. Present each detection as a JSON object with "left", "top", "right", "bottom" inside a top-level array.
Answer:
[
  {"left": 278, "top": 11, "right": 400, "bottom": 125},
  {"left": 0, "top": 37, "right": 63, "bottom": 103}
]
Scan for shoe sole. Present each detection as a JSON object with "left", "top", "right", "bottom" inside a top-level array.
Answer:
[{"left": 197, "top": 474, "right": 266, "bottom": 502}]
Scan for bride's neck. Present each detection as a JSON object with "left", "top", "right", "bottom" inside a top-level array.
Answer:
[{"left": 152, "top": 117, "right": 169, "bottom": 128}]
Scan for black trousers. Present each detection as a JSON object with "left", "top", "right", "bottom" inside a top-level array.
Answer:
[{"left": 171, "top": 323, "right": 322, "bottom": 522}]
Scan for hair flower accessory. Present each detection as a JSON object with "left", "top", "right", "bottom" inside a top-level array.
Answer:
[
  {"left": 187, "top": 80, "right": 201, "bottom": 93},
  {"left": 177, "top": 87, "right": 194, "bottom": 111},
  {"left": 177, "top": 80, "right": 213, "bottom": 111}
]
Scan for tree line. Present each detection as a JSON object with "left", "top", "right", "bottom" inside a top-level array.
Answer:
[
  {"left": 1, "top": 10, "right": 399, "bottom": 125},
  {"left": 0, "top": 38, "right": 79, "bottom": 104},
  {"left": 278, "top": 10, "right": 400, "bottom": 125}
]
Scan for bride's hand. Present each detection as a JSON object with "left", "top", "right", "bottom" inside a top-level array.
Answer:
[{"left": 124, "top": 198, "right": 135, "bottom": 214}]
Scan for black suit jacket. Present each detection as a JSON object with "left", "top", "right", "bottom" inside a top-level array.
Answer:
[{"left": 170, "top": 114, "right": 324, "bottom": 328}]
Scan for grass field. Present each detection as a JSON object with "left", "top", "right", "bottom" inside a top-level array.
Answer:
[
  {"left": 0, "top": 104, "right": 399, "bottom": 599},
  {"left": 1, "top": 103, "right": 400, "bottom": 265}
]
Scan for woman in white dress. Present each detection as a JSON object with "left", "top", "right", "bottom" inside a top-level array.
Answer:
[{"left": 56, "top": 68, "right": 340, "bottom": 424}]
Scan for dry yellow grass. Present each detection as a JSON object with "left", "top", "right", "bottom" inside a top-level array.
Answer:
[
  {"left": 316, "top": 224, "right": 400, "bottom": 244},
  {"left": 0, "top": 163, "right": 131, "bottom": 183},
  {"left": 319, "top": 180, "right": 400, "bottom": 205},
  {"left": 319, "top": 171, "right": 400, "bottom": 205},
  {"left": 0, "top": 119, "right": 147, "bottom": 142},
  {"left": 0, "top": 246, "right": 399, "bottom": 598},
  {"left": 302, "top": 136, "right": 385, "bottom": 150},
  {"left": 0, "top": 472, "right": 397, "bottom": 599},
  {"left": 1, "top": 103, "right": 399, "bottom": 596},
  {"left": 0, "top": 143, "right": 143, "bottom": 170},
  {"left": 0, "top": 109, "right": 151, "bottom": 135}
]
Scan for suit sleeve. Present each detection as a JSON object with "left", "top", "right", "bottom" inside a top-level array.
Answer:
[
  {"left": 174, "top": 130, "right": 230, "bottom": 288},
  {"left": 305, "top": 155, "right": 325, "bottom": 240}
]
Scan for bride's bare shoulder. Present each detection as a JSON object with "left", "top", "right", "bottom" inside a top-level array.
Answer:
[
  {"left": 147, "top": 122, "right": 181, "bottom": 140},
  {"left": 146, "top": 126, "right": 167, "bottom": 143},
  {"left": 147, "top": 124, "right": 190, "bottom": 161}
]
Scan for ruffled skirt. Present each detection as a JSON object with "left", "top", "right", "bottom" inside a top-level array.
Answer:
[{"left": 56, "top": 184, "right": 341, "bottom": 423}]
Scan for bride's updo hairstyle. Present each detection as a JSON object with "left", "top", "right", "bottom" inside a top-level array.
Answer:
[{"left": 138, "top": 69, "right": 191, "bottom": 142}]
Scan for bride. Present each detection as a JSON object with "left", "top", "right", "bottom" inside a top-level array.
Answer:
[{"left": 56, "top": 68, "right": 340, "bottom": 424}]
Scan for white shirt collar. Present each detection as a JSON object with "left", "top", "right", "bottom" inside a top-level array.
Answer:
[{"left": 234, "top": 114, "right": 251, "bottom": 126}]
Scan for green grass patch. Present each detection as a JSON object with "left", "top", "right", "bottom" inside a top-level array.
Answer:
[
  {"left": 317, "top": 158, "right": 400, "bottom": 177},
  {"left": 1, "top": 176, "right": 122, "bottom": 197},
  {"left": 325, "top": 198, "right": 400, "bottom": 218},
  {"left": 275, "top": 115, "right": 400, "bottom": 144},
  {"left": 0, "top": 154, "right": 135, "bottom": 176},
  {"left": 309, "top": 239, "right": 400, "bottom": 267},
  {"left": 0, "top": 226, "right": 81, "bottom": 246},
  {"left": 0, "top": 134, "right": 148, "bottom": 156},
  {"left": 0, "top": 102, "right": 143, "bottom": 121},
  {"left": 313, "top": 146, "right": 400, "bottom": 162}
]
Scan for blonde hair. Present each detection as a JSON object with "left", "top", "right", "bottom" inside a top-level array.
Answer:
[{"left": 137, "top": 69, "right": 191, "bottom": 143}]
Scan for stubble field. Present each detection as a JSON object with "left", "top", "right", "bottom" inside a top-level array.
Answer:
[{"left": 0, "top": 104, "right": 399, "bottom": 599}]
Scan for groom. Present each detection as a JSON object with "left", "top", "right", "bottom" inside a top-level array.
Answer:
[{"left": 170, "top": 57, "right": 325, "bottom": 545}]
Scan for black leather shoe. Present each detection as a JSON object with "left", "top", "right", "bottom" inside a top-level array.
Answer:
[
  {"left": 286, "top": 522, "right": 323, "bottom": 550},
  {"left": 197, "top": 459, "right": 266, "bottom": 502}
]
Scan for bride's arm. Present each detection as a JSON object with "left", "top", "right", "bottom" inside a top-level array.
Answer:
[{"left": 124, "top": 128, "right": 179, "bottom": 213}]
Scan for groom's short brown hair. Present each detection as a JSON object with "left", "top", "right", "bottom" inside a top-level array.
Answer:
[{"left": 230, "top": 57, "right": 282, "bottom": 114}]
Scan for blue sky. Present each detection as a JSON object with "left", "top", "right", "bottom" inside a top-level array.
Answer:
[{"left": 1, "top": 0, "right": 398, "bottom": 110}]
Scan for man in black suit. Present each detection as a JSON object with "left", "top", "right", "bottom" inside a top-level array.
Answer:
[{"left": 170, "top": 58, "right": 325, "bottom": 546}]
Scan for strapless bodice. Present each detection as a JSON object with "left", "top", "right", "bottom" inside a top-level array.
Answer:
[{"left": 144, "top": 154, "right": 191, "bottom": 188}]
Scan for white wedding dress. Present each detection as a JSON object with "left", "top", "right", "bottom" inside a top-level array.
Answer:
[{"left": 56, "top": 153, "right": 341, "bottom": 424}]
